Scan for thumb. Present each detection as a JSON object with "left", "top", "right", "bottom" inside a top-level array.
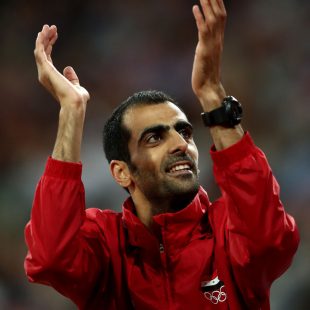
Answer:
[{"left": 63, "top": 66, "right": 80, "bottom": 85}]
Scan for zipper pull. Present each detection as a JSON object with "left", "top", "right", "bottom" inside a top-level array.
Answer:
[{"left": 159, "top": 243, "right": 164, "bottom": 253}]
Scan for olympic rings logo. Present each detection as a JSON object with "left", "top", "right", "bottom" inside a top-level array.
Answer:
[{"left": 204, "top": 285, "right": 227, "bottom": 304}]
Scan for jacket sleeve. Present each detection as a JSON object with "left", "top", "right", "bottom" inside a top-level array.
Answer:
[
  {"left": 24, "top": 157, "right": 110, "bottom": 307},
  {"left": 211, "top": 132, "right": 299, "bottom": 304}
]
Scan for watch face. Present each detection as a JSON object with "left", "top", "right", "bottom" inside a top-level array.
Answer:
[
  {"left": 232, "top": 102, "right": 242, "bottom": 120},
  {"left": 225, "top": 96, "right": 242, "bottom": 126}
]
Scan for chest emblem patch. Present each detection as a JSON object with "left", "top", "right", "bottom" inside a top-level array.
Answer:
[{"left": 201, "top": 276, "right": 227, "bottom": 304}]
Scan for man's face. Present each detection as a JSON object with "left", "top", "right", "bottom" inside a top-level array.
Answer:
[{"left": 124, "top": 102, "right": 199, "bottom": 208}]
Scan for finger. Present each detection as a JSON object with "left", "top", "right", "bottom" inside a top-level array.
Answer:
[
  {"left": 49, "top": 31, "right": 58, "bottom": 46},
  {"left": 46, "top": 45, "right": 53, "bottom": 62},
  {"left": 48, "top": 25, "right": 57, "bottom": 39},
  {"left": 34, "top": 30, "right": 46, "bottom": 65},
  {"left": 35, "top": 25, "right": 50, "bottom": 54},
  {"left": 41, "top": 24, "right": 51, "bottom": 47},
  {"left": 47, "top": 25, "right": 58, "bottom": 47},
  {"left": 36, "top": 25, "right": 58, "bottom": 62},
  {"left": 192, "top": 5, "right": 205, "bottom": 33},
  {"left": 199, "top": 0, "right": 215, "bottom": 26},
  {"left": 209, "top": 0, "right": 222, "bottom": 15},
  {"left": 41, "top": 24, "right": 49, "bottom": 35},
  {"left": 35, "top": 25, "right": 48, "bottom": 49},
  {"left": 39, "top": 24, "right": 57, "bottom": 50},
  {"left": 63, "top": 66, "right": 80, "bottom": 86},
  {"left": 212, "top": 0, "right": 227, "bottom": 22},
  {"left": 216, "top": 0, "right": 226, "bottom": 14},
  {"left": 46, "top": 31, "right": 58, "bottom": 62}
]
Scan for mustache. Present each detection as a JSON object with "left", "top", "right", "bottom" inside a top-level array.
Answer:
[{"left": 163, "top": 153, "right": 198, "bottom": 173}]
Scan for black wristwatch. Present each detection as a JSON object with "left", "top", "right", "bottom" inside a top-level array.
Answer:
[{"left": 201, "top": 96, "right": 243, "bottom": 128}]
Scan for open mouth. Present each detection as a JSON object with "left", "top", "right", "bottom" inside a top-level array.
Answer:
[{"left": 166, "top": 161, "right": 194, "bottom": 175}]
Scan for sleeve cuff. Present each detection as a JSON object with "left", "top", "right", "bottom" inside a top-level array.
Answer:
[
  {"left": 210, "top": 132, "right": 256, "bottom": 168},
  {"left": 44, "top": 156, "right": 82, "bottom": 179}
]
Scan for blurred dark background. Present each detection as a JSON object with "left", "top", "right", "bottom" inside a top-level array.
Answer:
[{"left": 0, "top": 0, "right": 309, "bottom": 309}]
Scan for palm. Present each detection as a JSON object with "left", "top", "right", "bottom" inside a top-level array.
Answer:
[
  {"left": 191, "top": 1, "right": 226, "bottom": 101},
  {"left": 34, "top": 25, "right": 90, "bottom": 106}
]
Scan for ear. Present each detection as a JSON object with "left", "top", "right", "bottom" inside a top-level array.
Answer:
[{"left": 110, "top": 160, "right": 132, "bottom": 189}]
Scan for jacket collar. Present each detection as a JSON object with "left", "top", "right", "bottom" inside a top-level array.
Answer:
[{"left": 122, "top": 187, "right": 211, "bottom": 254}]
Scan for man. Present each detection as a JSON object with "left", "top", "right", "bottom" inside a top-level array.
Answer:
[{"left": 24, "top": 0, "right": 299, "bottom": 309}]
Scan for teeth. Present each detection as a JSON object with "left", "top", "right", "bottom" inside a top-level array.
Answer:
[{"left": 170, "top": 164, "right": 190, "bottom": 173}]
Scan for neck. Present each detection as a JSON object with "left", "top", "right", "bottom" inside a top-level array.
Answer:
[
  {"left": 131, "top": 191, "right": 194, "bottom": 228},
  {"left": 132, "top": 196, "right": 169, "bottom": 228}
]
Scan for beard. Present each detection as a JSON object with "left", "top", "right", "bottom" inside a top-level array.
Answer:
[
  {"left": 130, "top": 153, "right": 200, "bottom": 213},
  {"left": 159, "top": 175, "right": 200, "bottom": 212}
]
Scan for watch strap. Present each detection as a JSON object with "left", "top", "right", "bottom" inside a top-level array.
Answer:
[
  {"left": 201, "top": 96, "right": 242, "bottom": 127},
  {"left": 201, "top": 106, "right": 228, "bottom": 127}
]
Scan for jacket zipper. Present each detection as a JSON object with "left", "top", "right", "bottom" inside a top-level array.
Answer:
[{"left": 160, "top": 232, "right": 172, "bottom": 308}]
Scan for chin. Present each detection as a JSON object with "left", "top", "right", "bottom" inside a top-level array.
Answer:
[
  {"left": 166, "top": 182, "right": 200, "bottom": 212},
  {"left": 166, "top": 175, "right": 199, "bottom": 195}
]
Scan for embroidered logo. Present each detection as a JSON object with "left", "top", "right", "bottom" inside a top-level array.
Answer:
[{"left": 201, "top": 276, "right": 227, "bottom": 304}]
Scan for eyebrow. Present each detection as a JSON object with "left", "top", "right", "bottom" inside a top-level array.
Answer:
[
  {"left": 174, "top": 120, "right": 193, "bottom": 132},
  {"left": 138, "top": 120, "right": 193, "bottom": 144}
]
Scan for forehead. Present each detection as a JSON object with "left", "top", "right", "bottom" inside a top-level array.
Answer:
[{"left": 123, "top": 102, "right": 188, "bottom": 138}]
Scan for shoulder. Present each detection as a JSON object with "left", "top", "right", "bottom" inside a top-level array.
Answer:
[
  {"left": 86, "top": 207, "right": 121, "bottom": 218},
  {"left": 86, "top": 208, "right": 123, "bottom": 225},
  {"left": 80, "top": 208, "right": 123, "bottom": 237}
]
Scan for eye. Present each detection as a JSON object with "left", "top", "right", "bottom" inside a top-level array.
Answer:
[
  {"left": 178, "top": 127, "right": 193, "bottom": 140},
  {"left": 146, "top": 133, "right": 161, "bottom": 144}
]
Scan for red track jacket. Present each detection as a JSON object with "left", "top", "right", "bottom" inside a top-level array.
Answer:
[{"left": 24, "top": 133, "right": 299, "bottom": 309}]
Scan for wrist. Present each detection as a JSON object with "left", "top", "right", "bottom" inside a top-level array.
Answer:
[
  {"left": 59, "top": 104, "right": 86, "bottom": 121},
  {"left": 60, "top": 92, "right": 88, "bottom": 111},
  {"left": 209, "top": 125, "right": 244, "bottom": 151},
  {"left": 197, "top": 84, "right": 226, "bottom": 112}
]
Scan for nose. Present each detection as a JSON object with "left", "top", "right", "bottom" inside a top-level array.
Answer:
[{"left": 168, "top": 131, "right": 188, "bottom": 155}]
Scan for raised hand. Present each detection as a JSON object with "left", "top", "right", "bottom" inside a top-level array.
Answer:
[
  {"left": 34, "top": 25, "right": 90, "bottom": 162},
  {"left": 192, "top": 1, "right": 244, "bottom": 149},
  {"left": 192, "top": 0, "right": 227, "bottom": 111},
  {"left": 34, "top": 25, "right": 90, "bottom": 108}
]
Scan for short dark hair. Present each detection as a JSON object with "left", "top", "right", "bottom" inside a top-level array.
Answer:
[{"left": 103, "top": 90, "right": 177, "bottom": 165}]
